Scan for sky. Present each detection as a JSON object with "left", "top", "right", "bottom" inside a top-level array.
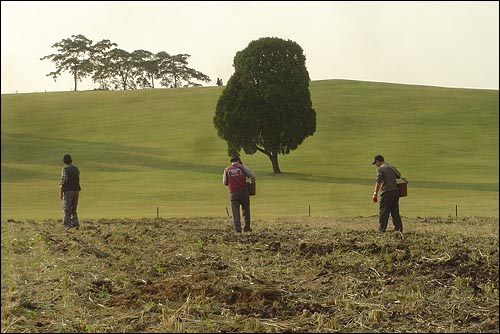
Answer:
[{"left": 1, "top": 1, "right": 499, "bottom": 94}]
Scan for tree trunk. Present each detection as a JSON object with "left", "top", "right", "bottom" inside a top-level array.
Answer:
[
  {"left": 73, "top": 71, "right": 77, "bottom": 91},
  {"left": 256, "top": 147, "right": 282, "bottom": 173},
  {"left": 270, "top": 153, "right": 281, "bottom": 174}
]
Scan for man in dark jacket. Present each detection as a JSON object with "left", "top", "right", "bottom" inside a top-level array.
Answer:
[
  {"left": 60, "top": 154, "right": 81, "bottom": 230},
  {"left": 372, "top": 154, "right": 403, "bottom": 232},
  {"left": 223, "top": 156, "right": 256, "bottom": 233}
]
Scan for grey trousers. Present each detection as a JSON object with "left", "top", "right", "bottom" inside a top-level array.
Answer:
[
  {"left": 379, "top": 189, "right": 403, "bottom": 232},
  {"left": 62, "top": 191, "right": 79, "bottom": 228},
  {"left": 230, "top": 188, "right": 251, "bottom": 232}
]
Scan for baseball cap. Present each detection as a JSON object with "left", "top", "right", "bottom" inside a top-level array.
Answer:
[{"left": 371, "top": 155, "right": 384, "bottom": 164}]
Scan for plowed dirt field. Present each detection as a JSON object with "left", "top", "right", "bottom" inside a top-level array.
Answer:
[{"left": 1, "top": 216, "right": 498, "bottom": 332}]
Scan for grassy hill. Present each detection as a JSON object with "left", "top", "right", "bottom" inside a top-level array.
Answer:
[{"left": 1, "top": 80, "right": 498, "bottom": 220}]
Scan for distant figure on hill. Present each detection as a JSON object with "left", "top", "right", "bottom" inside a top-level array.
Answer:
[
  {"left": 371, "top": 154, "right": 403, "bottom": 232},
  {"left": 223, "top": 156, "right": 256, "bottom": 233},
  {"left": 216, "top": 78, "right": 223, "bottom": 86},
  {"left": 59, "top": 154, "right": 81, "bottom": 231}
]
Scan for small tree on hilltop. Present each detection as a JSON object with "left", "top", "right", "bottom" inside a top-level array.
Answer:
[
  {"left": 213, "top": 37, "right": 316, "bottom": 173},
  {"left": 158, "top": 53, "right": 211, "bottom": 88},
  {"left": 40, "top": 34, "right": 95, "bottom": 91}
]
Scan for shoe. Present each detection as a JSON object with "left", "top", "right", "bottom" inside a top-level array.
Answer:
[
  {"left": 244, "top": 227, "right": 252, "bottom": 232},
  {"left": 65, "top": 226, "right": 71, "bottom": 231}
]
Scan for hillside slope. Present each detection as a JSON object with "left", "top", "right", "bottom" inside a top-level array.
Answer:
[{"left": 1, "top": 80, "right": 498, "bottom": 219}]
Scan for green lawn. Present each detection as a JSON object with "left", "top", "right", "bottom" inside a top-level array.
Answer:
[{"left": 1, "top": 80, "right": 498, "bottom": 220}]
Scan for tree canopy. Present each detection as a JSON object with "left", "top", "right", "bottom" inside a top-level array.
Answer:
[
  {"left": 41, "top": 34, "right": 210, "bottom": 91},
  {"left": 213, "top": 37, "right": 316, "bottom": 173},
  {"left": 40, "top": 34, "right": 96, "bottom": 91}
]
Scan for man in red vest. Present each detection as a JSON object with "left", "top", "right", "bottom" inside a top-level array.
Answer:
[{"left": 223, "top": 156, "right": 256, "bottom": 233}]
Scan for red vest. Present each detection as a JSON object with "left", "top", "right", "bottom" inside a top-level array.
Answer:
[{"left": 224, "top": 164, "right": 247, "bottom": 192}]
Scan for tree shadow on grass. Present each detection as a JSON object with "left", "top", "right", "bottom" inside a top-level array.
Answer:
[
  {"left": 1, "top": 133, "right": 223, "bottom": 179},
  {"left": 3, "top": 133, "right": 499, "bottom": 193},
  {"left": 280, "top": 172, "right": 499, "bottom": 192}
]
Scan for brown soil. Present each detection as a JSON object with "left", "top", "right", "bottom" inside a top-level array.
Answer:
[{"left": 1, "top": 216, "right": 498, "bottom": 332}]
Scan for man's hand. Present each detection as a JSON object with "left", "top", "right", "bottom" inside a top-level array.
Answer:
[{"left": 372, "top": 193, "right": 378, "bottom": 203}]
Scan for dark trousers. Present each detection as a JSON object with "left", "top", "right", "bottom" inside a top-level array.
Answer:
[
  {"left": 379, "top": 189, "right": 403, "bottom": 232},
  {"left": 230, "top": 188, "right": 251, "bottom": 232},
  {"left": 63, "top": 191, "right": 79, "bottom": 228}
]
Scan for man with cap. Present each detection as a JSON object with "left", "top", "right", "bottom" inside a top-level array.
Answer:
[
  {"left": 60, "top": 154, "right": 81, "bottom": 230},
  {"left": 372, "top": 154, "right": 403, "bottom": 232},
  {"left": 223, "top": 155, "right": 256, "bottom": 233}
]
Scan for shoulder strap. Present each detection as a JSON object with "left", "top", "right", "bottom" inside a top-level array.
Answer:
[
  {"left": 392, "top": 166, "right": 408, "bottom": 182},
  {"left": 234, "top": 164, "right": 250, "bottom": 178}
]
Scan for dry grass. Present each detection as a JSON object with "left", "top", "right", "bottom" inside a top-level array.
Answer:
[{"left": 1, "top": 216, "right": 498, "bottom": 332}]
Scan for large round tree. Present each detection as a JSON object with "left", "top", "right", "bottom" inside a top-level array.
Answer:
[{"left": 213, "top": 37, "right": 316, "bottom": 174}]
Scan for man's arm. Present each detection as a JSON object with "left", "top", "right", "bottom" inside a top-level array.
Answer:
[
  {"left": 393, "top": 167, "right": 401, "bottom": 179},
  {"left": 60, "top": 168, "right": 67, "bottom": 199},
  {"left": 222, "top": 170, "right": 228, "bottom": 186},
  {"left": 372, "top": 181, "right": 382, "bottom": 202},
  {"left": 374, "top": 167, "right": 383, "bottom": 194},
  {"left": 242, "top": 166, "right": 256, "bottom": 181}
]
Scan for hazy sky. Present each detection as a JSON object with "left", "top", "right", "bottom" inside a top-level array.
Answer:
[{"left": 1, "top": 1, "right": 499, "bottom": 93}]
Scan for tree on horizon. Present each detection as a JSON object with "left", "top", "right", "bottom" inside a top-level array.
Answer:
[
  {"left": 40, "top": 34, "right": 95, "bottom": 91},
  {"left": 41, "top": 34, "right": 211, "bottom": 91}
]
